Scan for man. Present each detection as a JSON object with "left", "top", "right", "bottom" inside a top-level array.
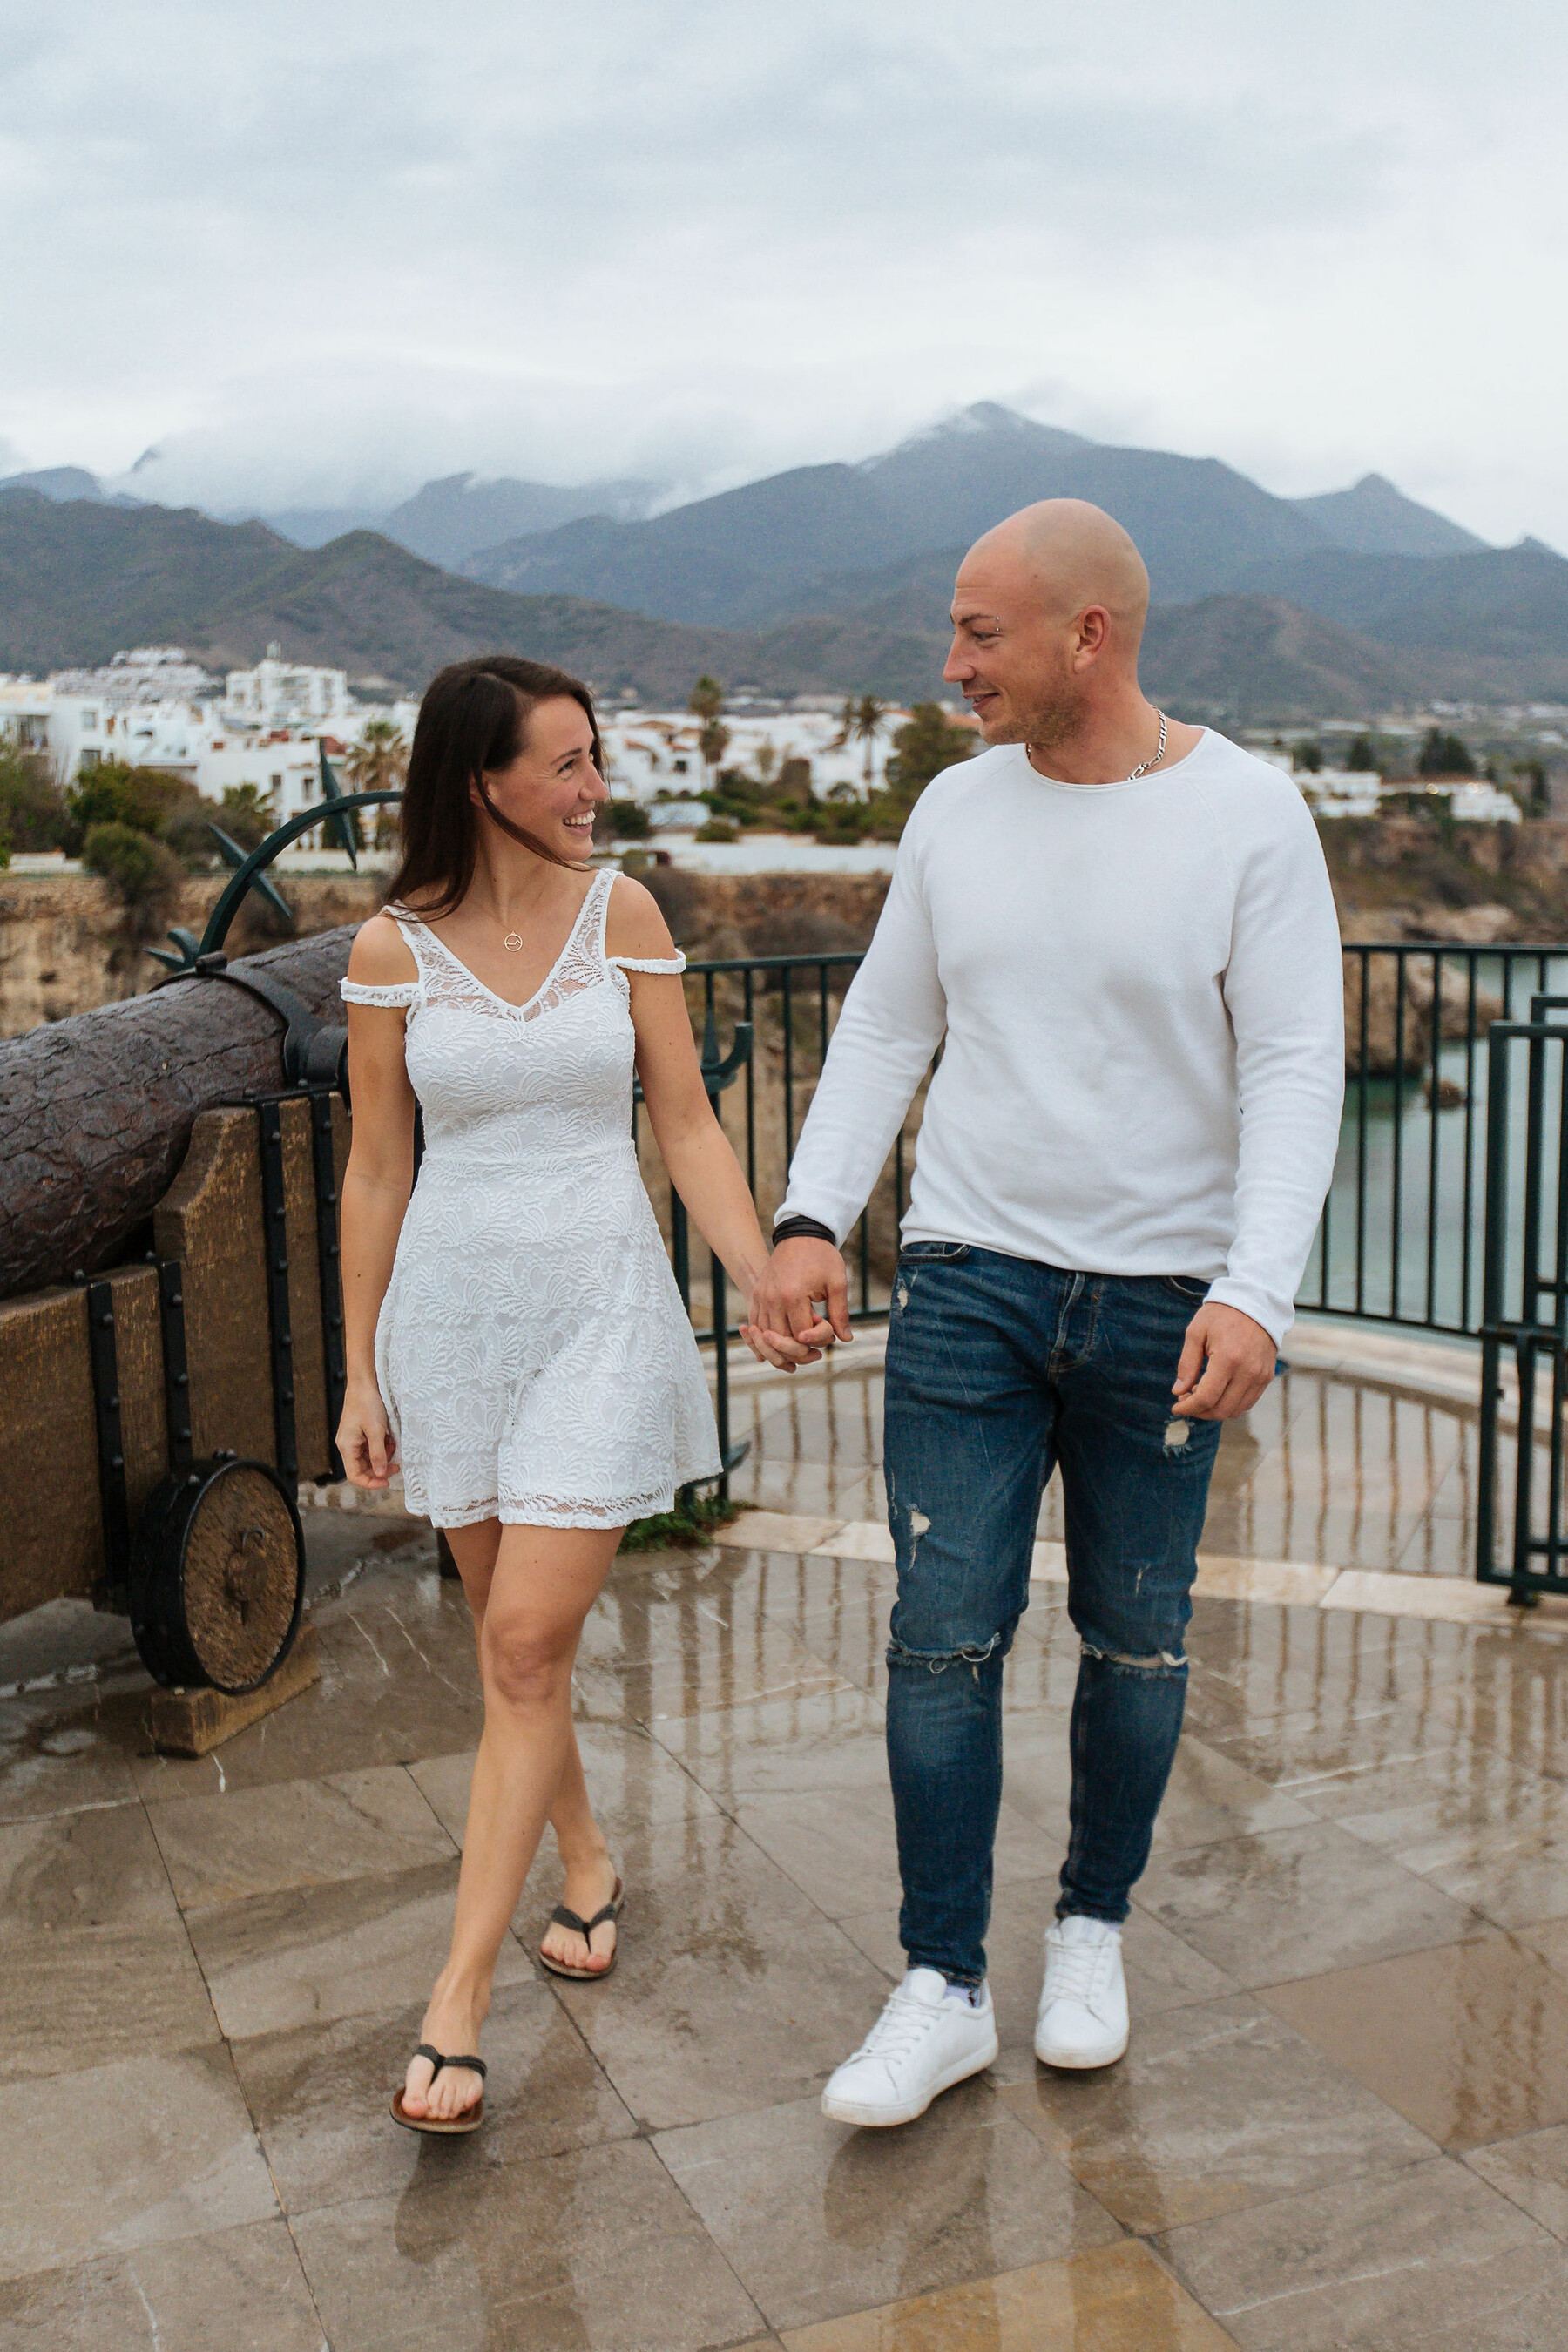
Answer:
[{"left": 745, "top": 499, "right": 1344, "bottom": 2126}]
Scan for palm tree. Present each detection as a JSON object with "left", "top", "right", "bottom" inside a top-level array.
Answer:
[
  {"left": 851, "top": 695, "right": 889, "bottom": 787},
  {"left": 345, "top": 719, "right": 409, "bottom": 847}
]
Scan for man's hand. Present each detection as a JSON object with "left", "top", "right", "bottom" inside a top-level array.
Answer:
[
  {"left": 742, "top": 1238, "right": 854, "bottom": 1373},
  {"left": 1171, "top": 1301, "right": 1277, "bottom": 1422}
]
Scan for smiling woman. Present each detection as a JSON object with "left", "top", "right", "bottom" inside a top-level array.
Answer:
[{"left": 335, "top": 651, "right": 777, "bottom": 2133}]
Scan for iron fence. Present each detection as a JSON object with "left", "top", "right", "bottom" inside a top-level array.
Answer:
[{"left": 660, "top": 941, "right": 1568, "bottom": 1357}]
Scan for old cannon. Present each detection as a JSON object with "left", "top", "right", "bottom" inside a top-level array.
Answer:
[{"left": 0, "top": 789, "right": 398, "bottom": 1745}]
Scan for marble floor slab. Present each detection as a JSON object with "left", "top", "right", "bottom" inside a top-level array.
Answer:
[
  {"left": 1159, "top": 2155, "right": 1561, "bottom": 2352},
  {"left": 658, "top": 2085, "right": 1119, "bottom": 2334},
  {"left": 0, "top": 2219, "right": 326, "bottom": 2352},
  {"left": 8, "top": 1340, "right": 1568, "bottom": 2348},
  {"left": 777, "top": 2240, "right": 1238, "bottom": 2350},
  {"left": 997, "top": 1992, "right": 1433, "bottom": 2233},
  {"left": 1257, "top": 1932, "right": 1568, "bottom": 2150},
  {"left": 291, "top": 2137, "right": 766, "bottom": 2352},
  {"left": 0, "top": 2044, "right": 278, "bottom": 2281}
]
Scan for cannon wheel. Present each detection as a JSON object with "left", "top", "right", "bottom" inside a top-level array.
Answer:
[{"left": 130, "top": 1456, "right": 305, "bottom": 1694}]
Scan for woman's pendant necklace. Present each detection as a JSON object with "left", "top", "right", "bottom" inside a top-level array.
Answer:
[{"left": 503, "top": 931, "right": 524, "bottom": 952}]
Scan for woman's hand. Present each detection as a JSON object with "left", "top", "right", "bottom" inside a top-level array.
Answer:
[{"left": 338, "top": 1374, "right": 398, "bottom": 1490}]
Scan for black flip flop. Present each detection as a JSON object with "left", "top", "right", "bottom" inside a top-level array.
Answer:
[
  {"left": 389, "top": 2043, "right": 487, "bottom": 2133},
  {"left": 538, "top": 1876, "right": 625, "bottom": 1981}
]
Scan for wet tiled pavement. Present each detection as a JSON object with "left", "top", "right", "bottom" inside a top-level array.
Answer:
[{"left": 3, "top": 1329, "right": 1568, "bottom": 2348}]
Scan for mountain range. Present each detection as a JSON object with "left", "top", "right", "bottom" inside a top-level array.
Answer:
[
  {"left": 456, "top": 405, "right": 1490, "bottom": 620},
  {"left": 2, "top": 404, "right": 1563, "bottom": 716}
]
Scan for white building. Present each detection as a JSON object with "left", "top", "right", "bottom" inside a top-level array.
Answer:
[
  {"left": 598, "top": 706, "right": 920, "bottom": 802},
  {"left": 223, "top": 648, "right": 351, "bottom": 730}
]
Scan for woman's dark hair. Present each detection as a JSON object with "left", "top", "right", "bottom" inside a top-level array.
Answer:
[{"left": 383, "top": 654, "right": 603, "bottom": 915}]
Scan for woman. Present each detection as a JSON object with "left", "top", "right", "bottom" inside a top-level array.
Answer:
[{"left": 337, "top": 654, "right": 775, "bottom": 2132}]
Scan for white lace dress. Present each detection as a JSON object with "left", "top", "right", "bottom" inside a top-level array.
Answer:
[{"left": 340, "top": 870, "right": 720, "bottom": 1528}]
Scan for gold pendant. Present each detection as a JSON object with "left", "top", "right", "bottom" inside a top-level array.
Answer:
[{"left": 503, "top": 932, "right": 524, "bottom": 952}]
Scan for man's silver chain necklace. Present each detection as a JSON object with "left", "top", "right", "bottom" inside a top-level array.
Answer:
[{"left": 1125, "top": 711, "right": 1167, "bottom": 781}]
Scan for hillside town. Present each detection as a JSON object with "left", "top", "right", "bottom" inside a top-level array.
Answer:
[{"left": 0, "top": 643, "right": 1552, "bottom": 882}]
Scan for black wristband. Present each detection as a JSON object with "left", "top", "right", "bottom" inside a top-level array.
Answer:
[{"left": 772, "top": 1215, "right": 837, "bottom": 1247}]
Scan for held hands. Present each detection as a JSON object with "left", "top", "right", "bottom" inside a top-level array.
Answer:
[
  {"left": 337, "top": 1373, "right": 399, "bottom": 1490},
  {"left": 1171, "top": 1301, "right": 1277, "bottom": 1422},
  {"left": 742, "top": 1238, "right": 855, "bottom": 1373}
]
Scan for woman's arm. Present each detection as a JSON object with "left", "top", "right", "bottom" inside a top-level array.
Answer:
[
  {"left": 607, "top": 878, "right": 780, "bottom": 1328},
  {"left": 337, "top": 916, "right": 419, "bottom": 1489}
]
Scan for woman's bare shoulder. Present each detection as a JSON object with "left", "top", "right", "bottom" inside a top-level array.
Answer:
[
  {"left": 347, "top": 910, "right": 418, "bottom": 985},
  {"left": 604, "top": 874, "right": 679, "bottom": 960}
]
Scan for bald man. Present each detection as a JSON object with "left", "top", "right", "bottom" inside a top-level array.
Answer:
[{"left": 745, "top": 500, "right": 1344, "bottom": 2126}]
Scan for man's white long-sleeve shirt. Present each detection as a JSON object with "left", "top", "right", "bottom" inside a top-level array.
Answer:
[{"left": 778, "top": 730, "right": 1345, "bottom": 1344}]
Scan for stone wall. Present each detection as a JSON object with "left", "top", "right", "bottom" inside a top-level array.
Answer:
[
  {"left": 0, "top": 873, "right": 384, "bottom": 1038},
  {"left": 0, "top": 868, "right": 892, "bottom": 1039}
]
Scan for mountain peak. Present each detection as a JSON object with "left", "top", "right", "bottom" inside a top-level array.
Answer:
[
  {"left": 1293, "top": 472, "right": 1486, "bottom": 559},
  {"left": 876, "top": 402, "right": 1094, "bottom": 462}
]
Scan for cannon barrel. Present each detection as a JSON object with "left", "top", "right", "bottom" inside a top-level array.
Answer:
[{"left": 0, "top": 926, "right": 357, "bottom": 1300}]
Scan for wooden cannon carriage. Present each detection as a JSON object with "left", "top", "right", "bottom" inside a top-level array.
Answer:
[{"left": 0, "top": 787, "right": 398, "bottom": 1747}]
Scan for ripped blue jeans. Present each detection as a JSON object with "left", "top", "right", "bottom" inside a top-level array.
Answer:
[{"left": 882, "top": 1243, "right": 1223, "bottom": 1984}]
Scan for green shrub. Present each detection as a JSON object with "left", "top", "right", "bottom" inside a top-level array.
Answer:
[
  {"left": 695, "top": 818, "right": 737, "bottom": 843},
  {"left": 64, "top": 760, "right": 208, "bottom": 855},
  {"left": 621, "top": 1489, "right": 743, "bottom": 1552},
  {"left": 882, "top": 705, "right": 977, "bottom": 809},
  {"left": 0, "top": 749, "right": 69, "bottom": 852},
  {"left": 606, "top": 797, "right": 650, "bottom": 840},
  {"left": 82, "top": 820, "right": 186, "bottom": 937}
]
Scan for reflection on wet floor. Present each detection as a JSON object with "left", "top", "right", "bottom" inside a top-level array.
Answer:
[
  {"left": 727, "top": 1339, "right": 1495, "bottom": 1578},
  {"left": 3, "top": 1344, "right": 1568, "bottom": 2347}
]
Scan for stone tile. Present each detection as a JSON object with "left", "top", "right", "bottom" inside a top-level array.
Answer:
[
  {"left": 1257, "top": 1933, "right": 1568, "bottom": 2150},
  {"left": 650, "top": 1683, "right": 889, "bottom": 1803},
  {"left": 749, "top": 1385, "right": 884, "bottom": 1472},
  {"left": 1183, "top": 1600, "right": 1480, "bottom": 1737},
  {"left": 0, "top": 1683, "right": 143, "bottom": 1828},
  {"left": 778, "top": 2239, "right": 1237, "bottom": 2350},
  {"left": 1191, "top": 1555, "right": 1337, "bottom": 1607},
  {"left": 0, "top": 2219, "right": 323, "bottom": 2351},
  {"left": 293, "top": 2136, "right": 763, "bottom": 2352},
  {"left": 658, "top": 2085, "right": 1119, "bottom": 2334},
  {"left": 0, "top": 1801, "right": 177, "bottom": 1931},
  {"left": 230, "top": 1977, "right": 634, "bottom": 2216},
  {"left": 999, "top": 1992, "right": 1433, "bottom": 2233},
  {"left": 1207, "top": 1700, "right": 1484, "bottom": 1803},
  {"left": 146, "top": 1763, "right": 456, "bottom": 1909},
  {"left": 184, "top": 1858, "right": 528, "bottom": 2040},
  {"left": 547, "top": 1815, "right": 889, "bottom": 2129},
  {"left": 733, "top": 1784, "right": 1047, "bottom": 1923},
  {"left": 1150, "top": 1738, "right": 1317, "bottom": 1855},
  {"left": 808, "top": 1518, "right": 896, "bottom": 1565},
  {"left": 0, "top": 1918, "right": 220, "bottom": 2083},
  {"left": 1325, "top": 1764, "right": 1568, "bottom": 1930},
  {"left": 728, "top": 1461, "right": 887, "bottom": 1522},
  {"left": 131, "top": 1581, "right": 487, "bottom": 1802},
  {"left": 1520, "top": 1913, "right": 1568, "bottom": 1980},
  {"left": 1138, "top": 1821, "right": 1480, "bottom": 1987},
  {"left": 0, "top": 2044, "right": 277, "bottom": 2281},
  {"left": 1159, "top": 2156, "right": 1559, "bottom": 2351},
  {"left": 571, "top": 1617, "right": 848, "bottom": 1727},
  {"left": 1466, "top": 2124, "right": 1568, "bottom": 2240},
  {"left": 409, "top": 1719, "right": 724, "bottom": 1861}
]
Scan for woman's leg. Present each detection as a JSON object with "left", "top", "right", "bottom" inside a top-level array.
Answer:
[
  {"left": 402, "top": 1519, "right": 623, "bottom": 2121},
  {"left": 443, "top": 1521, "right": 619, "bottom": 1979}
]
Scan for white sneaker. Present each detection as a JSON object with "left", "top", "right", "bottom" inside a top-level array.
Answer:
[
  {"left": 821, "top": 1969, "right": 999, "bottom": 2127},
  {"left": 1034, "top": 1914, "right": 1129, "bottom": 2069}
]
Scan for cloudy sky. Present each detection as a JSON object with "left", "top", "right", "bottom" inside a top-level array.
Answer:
[{"left": 3, "top": 0, "right": 1563, "bottom": 543}]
